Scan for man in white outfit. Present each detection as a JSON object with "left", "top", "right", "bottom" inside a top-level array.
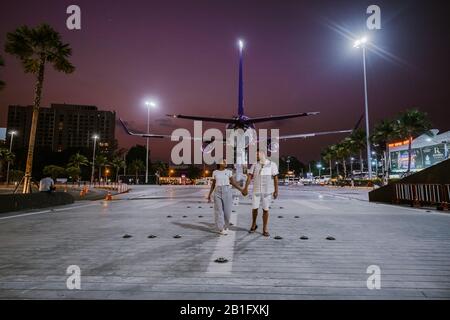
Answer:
[{"left": 243, "top": 150, "right": 279, "bottom": 237}]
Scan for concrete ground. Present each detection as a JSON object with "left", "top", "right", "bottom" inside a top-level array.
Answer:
[{"left": 0, "top": 185, "right": 449, "bottom": 300}]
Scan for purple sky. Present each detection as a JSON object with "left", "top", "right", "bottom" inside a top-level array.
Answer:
[{"left": 1, "top": 0, "right": 449, "bottom": 163}]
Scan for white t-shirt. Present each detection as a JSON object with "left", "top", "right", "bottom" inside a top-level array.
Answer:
[
  {"left": 39, "top": 177, "right": 54, "bottom": 192},
  {"left": 248, "top": 160, "right": 279, "bottom": 194},
  {"left": 212, "top": 169, "right": 233, "bottom": 186}
]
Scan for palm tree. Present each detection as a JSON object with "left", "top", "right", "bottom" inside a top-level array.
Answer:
[
  {"left": 371, "top": 120, "right": 397, "bottom": 183},
  {"left": 95, "top": 155, "right": 108, "bottom": 181},
  {"left": 348, "top": 129, "right": 366, "bottom": 173},
  {"left": 0, "top": 148, "right": 15, "bottom": 180},
  {"left": 129, "top": 159, "right": 145, "bottom": 182},
  {"left": 43, "top": 165, "right": 66, "bottom": 180},
  {"left": 68, "top": 153, "right": 89, "bottom": 170},
  {"left": 66, "top": 166, "right": 81, "bottom": 182},
  {"left": 152, "top": 160, "right": 168, "bottom": 177},
  {"left": 321, "top": 146, "right": 334, "bottom": 178},
  {"left": 395, "top": 109, "right": 432, "bottom": 173},
  {"left": 333, "top": 141, "right": 351, "bottom": 178},
  {"left": 0, "top": 55, "right": 5, "bottom": 90},
  {"left": 5, "top": 24, "right": 75, "bottom": 193},
  {"left": 110, "top": 157, "right": 126, "bottom": 182}
]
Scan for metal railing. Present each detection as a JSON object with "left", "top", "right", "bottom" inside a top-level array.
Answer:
[
  {"left": 91, "top": 182, "right": 129, "bottom": 193},
  {"left": 394, "top": 183, "right": 449, "bottom": 210}
]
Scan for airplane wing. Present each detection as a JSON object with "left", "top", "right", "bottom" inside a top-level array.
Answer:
[
  {"left": 167, "top": 114, "right": 238, "bottom": 124},
  {"left": 278, "top": 129, "right": 352, "bottom": 140},
  {"left": 119, "top": 118, "right": 210, "bottom": 141},
  {"left": 119, "top": 119, "right": 169, "bottom": 138},
  {"left": 245, "top": 112, "right": 320, "bottom": 124}
]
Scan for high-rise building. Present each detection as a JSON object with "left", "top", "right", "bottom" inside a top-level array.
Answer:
[{"left": 6, "top": 103, "right": 116, "bottom": 152}]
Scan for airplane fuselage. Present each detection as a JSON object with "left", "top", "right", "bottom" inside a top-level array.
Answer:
[{"left": 226, "top": 115, "right": 256, "bottom": 131}]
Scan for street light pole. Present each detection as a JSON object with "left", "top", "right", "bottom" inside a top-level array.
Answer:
[
  {"left": 362, "top": 46, "right": 372, "bottom": 179},
  {"left": 144, "top": 101, "right": 156, "bottom": 184},
  {"left": 316, "top": 163, "right": 322, "bottom": 179},
  {"left": 146, "top": 106, "right": 150, "bottom": 184},
  {"left": 372, "top": 151, "right": 377, "bottom": 176},
  {"left": 6, "top": 131, "right": 16, "bottom": 185},
  {"left": 350, "top": 157, "right": 354, "bottom": 177},
  {"left": 354, "top": 37, "right": 372, "bottom": 179},
  {"left": 91, "top": 135, "right": 98, "bottom": 184}
]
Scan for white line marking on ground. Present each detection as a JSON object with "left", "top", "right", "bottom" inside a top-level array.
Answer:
[
  {"left": 0, "top": 203, "right": 97, "bottom": 220},
  {"left": 293, "top": 199, "right": 332, "bottom": 210},
  {"left": 206, "top": 213, "right": 238, "bottom": 275},
  {"left": 146, "top": 200, "right": 180, "bottom": 209}
]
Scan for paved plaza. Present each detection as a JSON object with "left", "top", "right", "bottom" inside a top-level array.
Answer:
[{"left": 0, "top": 185, "right": 449, "bottom": 299}]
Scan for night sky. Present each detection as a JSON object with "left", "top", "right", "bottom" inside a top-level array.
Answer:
[{"left": 0, "top": 0, "right": 449, "bottom": 163}]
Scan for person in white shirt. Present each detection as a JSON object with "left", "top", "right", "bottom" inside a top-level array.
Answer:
[
  {"left": 207, "top": 160, "right": 244, "bottom": 235},
  {"left": 39, "top": 175, "right": 55, "bottom": 193},
  {"left": 243, "top": 150, "right": 279, "bottom": 237}
]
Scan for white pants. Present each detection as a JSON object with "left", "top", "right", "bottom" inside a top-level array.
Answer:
[
  {"left": 252, "top": 193, "right": 272, "bottom": 211},
  {"left": 213, "top": 186, "right": 232, "bottom": 230}
]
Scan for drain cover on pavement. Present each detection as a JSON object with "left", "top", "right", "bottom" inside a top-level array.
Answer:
[
  {"left": 147, "top": 235, "right": 157, "bottom": 239},
  {"left": 326, "top": 236, "right": 336, "bottom": 241},
  {"left": 183, "top": 215, "right": 187, "bottom": 218},
  {"left": 123, "top": 234, "right": 132, "bottom": 239},
  {"left": 198, "top": 215, "right": 204, "bottom": 218},
  {"left": 187, "top": 206, "right": 191, "bottom": 208},
  {"left": 300, "top": 236, "right": 309, "bottom": 240},
  {"left": 294, "top": 216, "right": 300, "bottom": 218},
  {"left": 173, "top": 235, "right": 182, "bottom": 239},
  {"left": 167, "top": 215, "right": 172, "bottom": 218},
  {"left": 278, "top": 216, "right": 283, "bottom": 218},
  {"left": 215, "top": 257, "right": 228, "bottom": 263},
  {"left": 279, "top": 207, "right": 284, "bottom": 209},
  {"left": 274, "top": 236, "right": 283, "bottom": 240}
]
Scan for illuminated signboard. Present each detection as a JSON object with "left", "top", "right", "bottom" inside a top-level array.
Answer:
[
  {"left": 390, "top": 143, "right": 447, "bottom": 172},
  {"left": 388, "top": 140, "right": 410, "bottom": 148}
]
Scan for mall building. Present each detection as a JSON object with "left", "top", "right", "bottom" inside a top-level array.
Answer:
[{"left": 388, "top": 129, "right": 450, "bottom": 176}]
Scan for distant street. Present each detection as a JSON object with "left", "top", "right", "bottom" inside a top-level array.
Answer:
[{"left": 0, "top": 185, "right": 449, "bottom": 299}]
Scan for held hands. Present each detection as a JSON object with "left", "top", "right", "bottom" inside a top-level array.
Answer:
[
  {"left": 241, "top": 187, "right": 248, "bottom": 197},
  {"left": 207, "top": 194, "right": 212, "bottom": 203},
  {"left": 273, "top": 190, "right": 278, "bottom": 199}
]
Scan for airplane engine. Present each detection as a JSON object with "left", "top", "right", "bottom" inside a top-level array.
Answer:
[
  {"left": 268, "top": 140, "right": 280, "bottom": 153},
  {"left": 244, "top": 128, "right": 257, "bottom": 148},
  {"left": 201, "top": 140, "right": 215, "bottom": 154}
]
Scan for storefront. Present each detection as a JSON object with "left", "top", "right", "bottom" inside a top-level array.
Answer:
[{"left": 389, "top": 129, "right": 450, "bottom": 176}]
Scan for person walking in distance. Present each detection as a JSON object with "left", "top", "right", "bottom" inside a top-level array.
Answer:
[{"left": 243, "top": 150, "right": 279, "bottom": 237}]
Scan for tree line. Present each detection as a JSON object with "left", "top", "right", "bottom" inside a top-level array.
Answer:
[{"left": 321, "top": 109, "right": 431, "bottom": 182}]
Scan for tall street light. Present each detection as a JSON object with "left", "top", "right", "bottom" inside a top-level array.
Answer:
[
  {"left": 350, "top": 157, "right": 355, "bottom": 177},
  {"left": 354, "top": 36, "right": 373, "bottom": 179},
  {"left": 91, "top": 135, "right": 99, "bottom": 184},
  {"left": 316, "top": 163, "right": 322, "bottom": 179},
  {"left": 145, "top": 101, "right": 157, "bottom": 184},
  {"left": 371, "top": 151, "right": 378, "bottom": 176},
  {"left": 6, "top": 130, "right": 17, "bottom": 185}
]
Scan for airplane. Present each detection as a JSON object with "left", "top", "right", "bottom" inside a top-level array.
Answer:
[{"left": 120, "top": 39, "right": 352, "bottom": 150}]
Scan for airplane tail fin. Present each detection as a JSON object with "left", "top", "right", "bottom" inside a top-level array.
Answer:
[{"left": 238, "top": 41, "right": 244, "bottom": 117}]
